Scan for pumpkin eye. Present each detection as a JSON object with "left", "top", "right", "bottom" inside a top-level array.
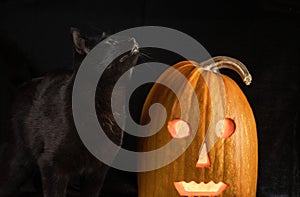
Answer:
[
  {"left": 215, "top": 118, "right": 235, "bottom": 138},
  {"left": 167, "top": 119, "right": 191, "bottom": 139}
]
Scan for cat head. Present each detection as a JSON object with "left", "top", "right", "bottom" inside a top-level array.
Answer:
[
  {"left": 71, "top": 27, "right": 109, "bottom": 56},
  {"left": 71, "top": 27, "right": 109, "bottom": 69},
  {"left": 71, "top": 27, "right": 139, "bottom": 81}
]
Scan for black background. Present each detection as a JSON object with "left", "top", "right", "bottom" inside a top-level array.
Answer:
[{"left": 0, "top": 0, "right": 299, "bottom": 196}]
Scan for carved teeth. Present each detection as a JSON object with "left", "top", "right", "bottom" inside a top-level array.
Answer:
[{"left": 174, "top": 181, "right": 228, "bottom": 196}]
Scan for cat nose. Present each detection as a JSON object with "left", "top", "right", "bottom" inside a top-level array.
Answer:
[
  {"left": 130, "top": 38, "right": 139, "bottom": 55},
  {"left": 131, "top": 44, "right": 139, "bottom": 54}
]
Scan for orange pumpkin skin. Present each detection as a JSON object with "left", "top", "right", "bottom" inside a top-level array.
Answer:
[{"left": 138, "top": 60, "right": 258, "bottom": 197}]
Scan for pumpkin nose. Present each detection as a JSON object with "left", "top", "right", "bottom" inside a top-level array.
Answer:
[{"left": 196, "top": 142, "right": 210, "bottom": 168}]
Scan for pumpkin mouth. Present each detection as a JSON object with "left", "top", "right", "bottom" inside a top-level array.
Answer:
[{"left": 174, "top": 181, "right": 228, "bottom": 196}]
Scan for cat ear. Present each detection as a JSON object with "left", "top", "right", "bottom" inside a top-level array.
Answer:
[{"left": 70, "top": 27, "right": 90, "bottom": 55}]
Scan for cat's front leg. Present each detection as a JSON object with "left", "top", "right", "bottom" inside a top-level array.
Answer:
[{"left": 38, "top": 156, "right": 69, "bottom": 197}]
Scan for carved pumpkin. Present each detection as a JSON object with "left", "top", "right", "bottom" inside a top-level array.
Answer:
[{"left": 138, "top": 56, "right": 258, "bottom": 196}]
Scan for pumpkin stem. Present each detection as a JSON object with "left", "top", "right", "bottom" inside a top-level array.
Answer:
[{"left": 201, "top": 56, "right": 252, "bottom": 85}]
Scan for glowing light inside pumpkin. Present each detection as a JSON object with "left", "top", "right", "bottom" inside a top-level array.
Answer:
[
  {"left": 196, "top": 142, "right": 210, "bottom": 167},
  {"left": 216, "top": 118, "right": 235, "bottom": 138},
  {"left": 167, "top": 119, "right": 191, "bottom": 139},
  {"left": 174, "top": 181, "right": 228, "bottom": 196}
]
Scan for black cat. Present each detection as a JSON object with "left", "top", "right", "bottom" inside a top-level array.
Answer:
[{"left": 0, "top": 28, "right": 139, "bottom": 197}]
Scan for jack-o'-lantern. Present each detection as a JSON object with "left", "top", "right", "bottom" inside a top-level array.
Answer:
[{"left": 138, "top": 56, "right": 258, "bottom": 196}]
